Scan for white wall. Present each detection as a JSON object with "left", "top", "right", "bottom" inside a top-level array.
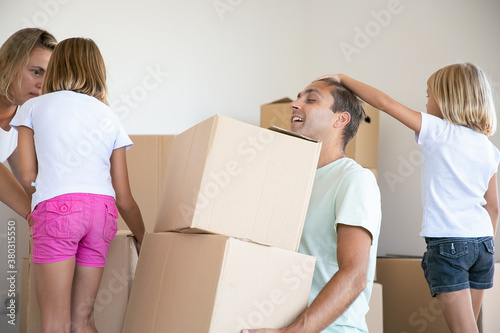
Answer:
[{"left": 1, "top": 1, "right": 500, "bottom": 330}]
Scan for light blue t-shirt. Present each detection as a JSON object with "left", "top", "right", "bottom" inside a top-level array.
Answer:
[{"left": 299, "top": 158, "right": 381, "bottom": 332}]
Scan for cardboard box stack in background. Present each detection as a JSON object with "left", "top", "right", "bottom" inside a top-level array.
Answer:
[
  {"left": 20, "top": 231, "right": 138, "bottom": 333},
  {"left": 376, "top": 257, "right": 451, "bottom": 333},
  {"left": 366, "top": 282, "right": 383, "bottom": 333},
  {"left": 123, "top": 114, "right": 321, "bottom": 332},
  {"left": 117, "top": 135, "right": 175, "bottom": 232},
  {"left": 261, "top": 99, "right": 379, "bottom": 178}
]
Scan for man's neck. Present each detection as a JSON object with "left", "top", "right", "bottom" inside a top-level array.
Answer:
[{"left": 317, "top": 143, "right": 346, "bottom": 169}]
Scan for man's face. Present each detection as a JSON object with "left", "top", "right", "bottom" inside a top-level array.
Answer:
[{"left": 290, "top": 80, "right": 336, "bottom": 140}]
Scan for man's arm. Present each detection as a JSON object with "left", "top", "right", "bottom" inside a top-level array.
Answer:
[{"left": 243, "top": 224, "right": 373, "bottom": 333}]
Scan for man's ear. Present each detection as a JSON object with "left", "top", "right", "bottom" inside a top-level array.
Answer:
[{"left": 333, "top": 111, "right": 351, "bottom": 128}]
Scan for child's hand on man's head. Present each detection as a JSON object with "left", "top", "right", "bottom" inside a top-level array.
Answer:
[{"left": 314, "top": 74, "right": 343, "bottom": 84}]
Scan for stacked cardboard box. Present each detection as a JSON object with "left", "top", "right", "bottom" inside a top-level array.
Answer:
[
  {"left": 117, "top": 135, "right": 175, "bottom": 232},
  {"left": 376, "top": 257, "right": 451, "bottom": 333},
  {"left": 122, "top": 114, "right": 321, "bottom": 332},
  {"left": 20, "top": 231, "right": 138, "bottom": 333},
  {"left": 261, "top": 98, "right": 379, "bottom": 177}
]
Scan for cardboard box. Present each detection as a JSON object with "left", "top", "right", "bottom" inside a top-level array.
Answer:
[
  {"left": 122, "top": 232, "right": 315, "bottom": 333},
  {"left": 261, "top": 99, "right": 379, "bottom": 168},
  {"left": 479, "top": 262, "right": 500, "bottom": 332},
  {"left": 366, "top": 282, "right": 383, "bottom": 333},
  {"left": 24, "top": 231, "right": 138, "bottom": 333},
  {"left": 154, "top": 114, "right": 321, "bottom": 252},
  {"left": 94, "top": 231, "right": 139, "bottom": 332},
  {"left": 376, "top": 257, "right": 450, "bottom": 333},
  {"left": 117, "top": 135, "right": 175, "bottom": 232}
]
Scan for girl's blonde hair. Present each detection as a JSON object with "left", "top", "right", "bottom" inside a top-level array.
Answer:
[
  {"left": 427, "top": 62, "right": 497, "bottom": 136},
  {"left": 0, "top": 28, "right": 57, "bottom": 102},
  {"left": 43, "top": 37, "right": 108, "bottom": 104}
]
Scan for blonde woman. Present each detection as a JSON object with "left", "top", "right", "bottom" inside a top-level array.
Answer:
[
  {"left": 11, "top": 38, "right": 145, "bottom": 333},
  {"left": 0, "top": 28, "right": 55, "bottom": 218},
  {"left": 326, "top": 64, "right": 498, "bottom": 333}
]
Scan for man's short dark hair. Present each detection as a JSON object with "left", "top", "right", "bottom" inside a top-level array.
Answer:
[{"left": 317, "top": 78, "right": 366, "bottom": 150}]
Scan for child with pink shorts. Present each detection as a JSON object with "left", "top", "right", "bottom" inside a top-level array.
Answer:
[{"left": 11, "top": 37, "right": 145, "bottom": 333}]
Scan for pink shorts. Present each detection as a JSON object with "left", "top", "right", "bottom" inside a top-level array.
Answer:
[{"left": 31, "top": 193, "right": 118, "bottom": 267}]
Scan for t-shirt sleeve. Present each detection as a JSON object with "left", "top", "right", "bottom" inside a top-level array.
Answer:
[
  {"left": 10, "top": 100, "right": 34, "bottom": 130},
  {"left": 416, "top": 112, "right": 447, "bottom": 148},
  {"left": 334, "top": 168, "right": 381, "bottom": 242},
  {"left": 110, "top": 113, "right": 133, "bottom": 151}
]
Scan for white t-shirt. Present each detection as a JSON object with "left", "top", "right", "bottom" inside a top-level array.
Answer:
[
  {"left": 417, "top": 112, "right": 500, "bottom": 237},
  {"left": 0, "top": 124, "right": 17, "bottom": 163},
  {"left": 298, "top": 158, "right": 381, "bottom": 332},
  {"left": 11, "top": 91, "right": 132, "bottom": 210}
]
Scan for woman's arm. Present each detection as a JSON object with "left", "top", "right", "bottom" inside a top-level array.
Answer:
[
  {"left": 110, "top": 147, "right": 145, "bottom": 245},
  {"left": 321, "top": 74, "right": 422, "bottom": 134},
  {"left": 0, "top": 162, "right": 31, "bottom": 218}
]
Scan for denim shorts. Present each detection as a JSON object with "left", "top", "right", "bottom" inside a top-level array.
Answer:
[
  {"left": 31, "top": 193, "right": 118, "bottom": 267},
  {"left": 421, "top": 237, "right": 495, "bottom": 297}
]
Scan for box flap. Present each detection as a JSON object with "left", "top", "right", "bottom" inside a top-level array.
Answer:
[{"left": 268, "top": 126, "right": 320, "bottom": 143}]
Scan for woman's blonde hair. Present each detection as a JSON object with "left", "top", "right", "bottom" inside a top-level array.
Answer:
[
  {"left": 43, "top": 37, "right": 108, "bottom": 104},
  {"left": 427, "top": 62, "right": 497, "bottom": 136},
  {"left": 0, "top": 28, "right": 57, "bottom": 102}
]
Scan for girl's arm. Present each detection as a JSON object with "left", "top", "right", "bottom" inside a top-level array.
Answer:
[
  {"left": 0, "top": 162, "right": 31, "bottom": 218},
  {"left": 110, "top": 147, "right": 145, "bottom": 245},
  {"left": 483, "top": 173, "right": 499, "bottom": 236},
  {"left": 323, "top": 74, "right": 422, "bottom": 134},
  {"left": 17, "top": 126, "right": 38, "bottom": 200}
]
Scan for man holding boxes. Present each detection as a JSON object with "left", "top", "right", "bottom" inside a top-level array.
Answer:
[{"left": 244, "top": 78, "right": 381, "bottom": 333}]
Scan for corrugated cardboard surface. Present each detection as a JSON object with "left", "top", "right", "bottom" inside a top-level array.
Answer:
[
  {"left": 94, "top": 231, "right": 139, "bottom": 332},
  {"left": 24, "top": 231, "right": 138, "bottom": 333},
  {"left": 122, "top": 232, "right": 316, "bottom": 333},
  {"left": 117, "top": 135, "right": 174, "bottom": 232},
  {"left": 366, "top": 282, "right": 383, "bottom": 333},
  {"left": 376, "top": 257, "right": 451, "bottom": 333},
  {"left": 155, "top": 114, "right": 321, "bottom": 252},
  {"left": 261, "top": 99, "right": 379, "bottom": 168}
]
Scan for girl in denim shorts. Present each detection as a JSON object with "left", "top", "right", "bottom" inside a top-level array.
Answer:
[
  {"left": 328, "top": 64, "right": 499, "bottom": 332},
  {"left": 11, "top": 38, "right": 145, "bottom": 333}
]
